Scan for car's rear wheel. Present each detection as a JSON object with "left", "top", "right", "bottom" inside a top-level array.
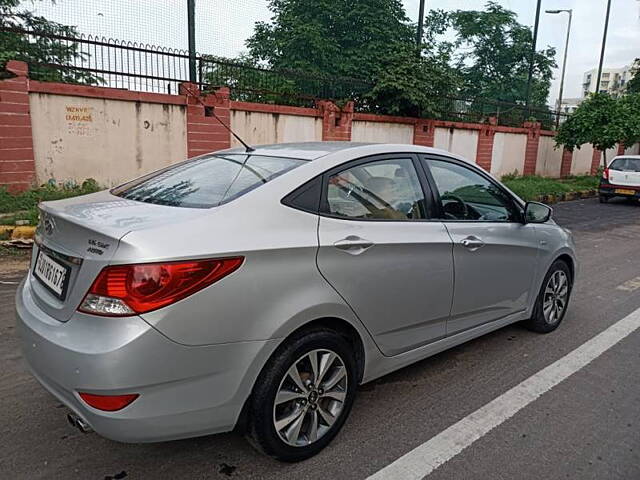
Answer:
[
  {"left": 525, "top": 260, "right": 572, "bottom": 333},
  {"left": 246, "top": 328, "right": 357, "bottom": 462},
  {"left": 599, "top": 194, "right": 609, "bottom": 203}
]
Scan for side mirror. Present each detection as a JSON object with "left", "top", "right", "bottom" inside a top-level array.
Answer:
[{"left": 524, "top": 201, "right": 552, "bottom": 223}]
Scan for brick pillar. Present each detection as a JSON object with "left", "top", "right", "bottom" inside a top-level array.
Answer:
[
  {"left": 475, "top": 117, "right": 497, "bottom": 172},
  {"left": 591, "top": 147, "right": 602, "bottom": 175},
  {"left": 0, "top": 61, "right": 36, "bottom": 192},
  {"left": 617, "top": 143, "right": 625, "bottom": 156},
  {"left": 413, "top": 120, "right": 435, "bottom": 147},
  {"left": 523, "top": 121, "right": 542, "bottom": 176},
  {"left": 560, "top": 148, "right": 573, "bottom": 178},
  {"left": 317, "top": 100, "right": 353, "bottom": 141},
  {"left": 180, "top": 83, "right": 231, "bottom": 157}
]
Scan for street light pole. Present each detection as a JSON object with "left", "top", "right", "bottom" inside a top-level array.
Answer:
[
  {"left": 546, "top": 9, "right": 573, "bottom": 129},
  {"left": 595, "top": 0, "right": 613, "bottom": 93},
  {"left": 187, "top": 0, "right": 197, "bottom": 84},
  {"left": 526, "top": 0, "right": 543, "bottom": 112},
  {"left": 416, "top": 0, "right": 426, "bottom": 46}
]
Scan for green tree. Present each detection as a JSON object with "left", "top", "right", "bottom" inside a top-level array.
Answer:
[
  {"left": 437, "top": 2, "right": 556, "bottom": 109},
  {"left": 0, "top": 0, "right": 99, "bottom": 83},
  {"left": 618, "top": 93, "right": 640, "bottom": 147},
  {"left": 244, "top": 0, "right": 460, "bottom": 116},
  {"left": 555, "top": 93, "right": 640, "bottom": 168}
]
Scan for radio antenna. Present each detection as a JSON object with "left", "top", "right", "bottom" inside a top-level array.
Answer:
[{"left": 182, "top": 84, "right": 254, "bottom": 152}]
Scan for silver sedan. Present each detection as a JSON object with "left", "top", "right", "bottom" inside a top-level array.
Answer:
[{"left": 16, "top": 142, "right": 577, "bottom": 461}]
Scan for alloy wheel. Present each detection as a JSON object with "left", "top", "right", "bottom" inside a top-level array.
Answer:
[
  {"left": 273, "top": 349, "right": 348, "bottom": 447},
  {"left": 543, "top": 270, "right": 569, "bottom": 325}
]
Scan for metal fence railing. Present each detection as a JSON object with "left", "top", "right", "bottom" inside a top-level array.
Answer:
[
  {"left": 424, "top": 96, "right": 565, "bottom": 130},
  {"left": 2, "top": 27, "right": 567, "bottom": 128}
]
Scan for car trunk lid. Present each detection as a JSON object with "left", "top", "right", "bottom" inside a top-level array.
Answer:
[{"left": 29, "top": 190, "right": 204, "bottom": 322}]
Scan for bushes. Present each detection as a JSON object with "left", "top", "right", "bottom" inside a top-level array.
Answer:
[
  {"left": 501, "top": 175, "right": 598, "bottom": 201},
  {"left": 0, "top": 179, "right": 101, "bottom": 225}
]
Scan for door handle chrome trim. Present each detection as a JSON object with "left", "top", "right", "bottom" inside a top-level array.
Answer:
[
  {"left": 460, "top": 236, "right": 485, "bottom": 250},
  {"left": 333, "top": 236, "right": 374, "bottom": 254}
]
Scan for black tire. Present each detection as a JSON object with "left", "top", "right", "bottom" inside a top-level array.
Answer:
[
  {"left": 599, "top": 195, "right": 609, "bottom": 203},
  {"left": 245, "top": 328, "right": 357, "bottom": 462},
  {"left": 525, "top": 260, "right": 572, "bottom": 333}
]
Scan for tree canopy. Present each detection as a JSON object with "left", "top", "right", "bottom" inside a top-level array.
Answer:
[
  {"left": 0, "top": 0, "right": 97, "bottom": 83},
  {"left": 439, "top": 2, "right": 556, "bottom": 108},
  {"left": 241, "top": 0, "right": 555, "bottom": 118},
  {"left": 555, "top": 92, "right": 640, "bottom": 167}
]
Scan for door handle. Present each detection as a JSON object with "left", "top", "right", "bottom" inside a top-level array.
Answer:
[
  {"left": 333, "top": 235, "right": 374, "bottom": 255},
  {"left": 460, "top": 236, "right": 485, "bottom": 251}
]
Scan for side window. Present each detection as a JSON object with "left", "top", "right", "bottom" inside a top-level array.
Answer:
[
  {"left": 426, "top": 159, "right": 520, "bottom": 222},
  {"left": 325, "top": 157, "right": 427, "bottom": 221}
]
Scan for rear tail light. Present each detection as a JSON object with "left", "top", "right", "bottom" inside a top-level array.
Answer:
[
  {"left": 603, "top": 168, "right": 609, "bottom": 180},
  {"left": 79, "top": 392, "right": 139, "bottom": 411},
  {"left": 78, "top": 257, "right": 243, "bottom": 316}
]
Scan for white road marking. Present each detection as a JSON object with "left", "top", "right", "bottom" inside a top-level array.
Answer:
[
  {"left": 367, "top": 307, "right": 640, "bottom": 480},
  {"left": 616, "top": 276, "right": 640, "bottom": 292}
]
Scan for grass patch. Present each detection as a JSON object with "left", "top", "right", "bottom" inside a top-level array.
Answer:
[
  {"left": 0, "top": 179, "right": 101, "bottom": 225},
  {"left": 501, "top": 174, "right": 599, "bottom": 201}
]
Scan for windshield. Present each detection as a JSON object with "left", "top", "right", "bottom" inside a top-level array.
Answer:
[
  {"left": 112, "top": 154, "right": 306, "bottom": 208},
  {"left": 609, "top": 157, "right": 640, "bottom": 172}
]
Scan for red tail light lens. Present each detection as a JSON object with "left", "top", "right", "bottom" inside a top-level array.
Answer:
[
  {"left": 79, "top": 257, "right": 243, "bottom": 316},
  {"left": 79, "top": 392, "right": 139, "bottom": 411},
  {"left": 603, "top": 168, "right": 609, "bottom": 180}
]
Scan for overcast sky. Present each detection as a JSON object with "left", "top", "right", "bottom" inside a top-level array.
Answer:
[{"left": 27, "top": 0, "right": 640, "bottom": 105}]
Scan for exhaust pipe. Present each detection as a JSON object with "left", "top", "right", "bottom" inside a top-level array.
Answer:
[{"left": 67, "top": 412, "right": 92, "bottom": 433}]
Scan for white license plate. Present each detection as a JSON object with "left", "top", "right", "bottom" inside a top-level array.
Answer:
[{"left": 34, "top": 251, "right": 70, "bottom": 299}]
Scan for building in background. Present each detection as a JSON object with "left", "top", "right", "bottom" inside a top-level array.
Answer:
[
  {"left": 556, "top": 97, "right": 583, "bottom": 115},
  {"left": 582, "top": 65, "right": 634, "bottom": 97}
]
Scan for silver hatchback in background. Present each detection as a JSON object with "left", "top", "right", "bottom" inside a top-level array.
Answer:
[{"left": 16, "top": 142, "right": 577, "bottom": 461}]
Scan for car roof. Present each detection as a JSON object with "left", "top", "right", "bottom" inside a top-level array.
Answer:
[
  {"left": 613, "top": 155, "right": 640, "bottom": 159},
  {"left": 218, "top": 142, "right": 460, "bottom": 162}
]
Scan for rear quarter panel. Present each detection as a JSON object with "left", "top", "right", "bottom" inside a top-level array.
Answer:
[{"left": 115, "top": 192, "right": 372, "bottom": 349}]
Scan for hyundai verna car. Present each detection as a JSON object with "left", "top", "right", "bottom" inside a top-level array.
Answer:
[
  {"left": 599, "top": 155, "right": 640, "bottom": 203},
  {"left": 17, "top": 142, "right": 576, "bottom": 461}
]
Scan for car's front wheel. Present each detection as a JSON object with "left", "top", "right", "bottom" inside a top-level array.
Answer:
[
  {"left": 246, "top": 328, "right": 357, "bottom": 462},
  {"left": 525, "top": 260, "right": 572, "bottom": 333}
]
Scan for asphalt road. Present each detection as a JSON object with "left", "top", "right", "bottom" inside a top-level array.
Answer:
[{"left": 1, "top": 197, "right": 639, "bottom": 479}]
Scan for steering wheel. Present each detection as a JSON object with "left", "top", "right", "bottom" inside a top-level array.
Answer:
[{"left": 441, "top": 193, "right": 469, "bottom": 220}]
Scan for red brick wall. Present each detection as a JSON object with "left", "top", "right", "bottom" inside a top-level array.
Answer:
[
  {"left": 617, "top": 143, "right": 625, "bottom": 156},
  {"left": 413, "top": 120, "right": 435, "bottom": 147},
  {"left": 180, "top": 83, "right": 231, "bottom": 157},
  {"left": 318, "top": 100, "right": 353, "bottom": 141},
  {"left": 523, "top": 122, "right": 541, "bottom": 176},
  {"left": 560, "top": 149, "right": 573, "bottom": 178},
  {"left": 591, "top": 148, "right": 602, "bottom": 175},
  {"left": 475, "top": 120, "right": 497, "bottom": 172},
  {"left": 0, "top": 61, "right": 36, "bottom": 192}
]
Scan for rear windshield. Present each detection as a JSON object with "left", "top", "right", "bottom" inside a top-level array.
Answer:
[
  {"left": 609, "top": 157, "right": 640, "bottom": 172},
  {"left": 112, "top": 154, "right": 306, "bottom": 208}
]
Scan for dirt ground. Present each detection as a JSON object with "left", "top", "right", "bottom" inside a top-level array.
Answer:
[{"left": 0, "top": 247, "right": 30, "bottom": 278}]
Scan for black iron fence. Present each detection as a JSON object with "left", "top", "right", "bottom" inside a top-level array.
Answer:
[
  {"left": 3, "top": 27, "right": 567, "bottom": 128},
  {"left": 427, "top": 96, "right": 564, "bottom": 130}
]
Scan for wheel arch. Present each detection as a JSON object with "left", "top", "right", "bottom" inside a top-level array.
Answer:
[
  {"left": 555, "top": 253, "right": 575, "bottom": 282},
  {"left": 234, "top": 315, "right": 367, "bottom": 433}
]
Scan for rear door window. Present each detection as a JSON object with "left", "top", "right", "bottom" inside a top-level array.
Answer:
[
  {"left": 323, "top": 157, "right": 428, "bottom": 220},
  {"left": 113, "top": 154, "right": 306, "bottom": 208}
]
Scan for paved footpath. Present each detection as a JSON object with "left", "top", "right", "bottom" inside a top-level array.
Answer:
[{"left": 1, "top": 197, "right": 639, "bottom": 479}]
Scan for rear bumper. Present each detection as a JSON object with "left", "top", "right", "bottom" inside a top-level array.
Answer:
[
  {"left": 16, "top": 274, "right": 279, "bottom": 443},
  {"left": 599, "top": 182, "right": 640, "bottom": 198}
]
